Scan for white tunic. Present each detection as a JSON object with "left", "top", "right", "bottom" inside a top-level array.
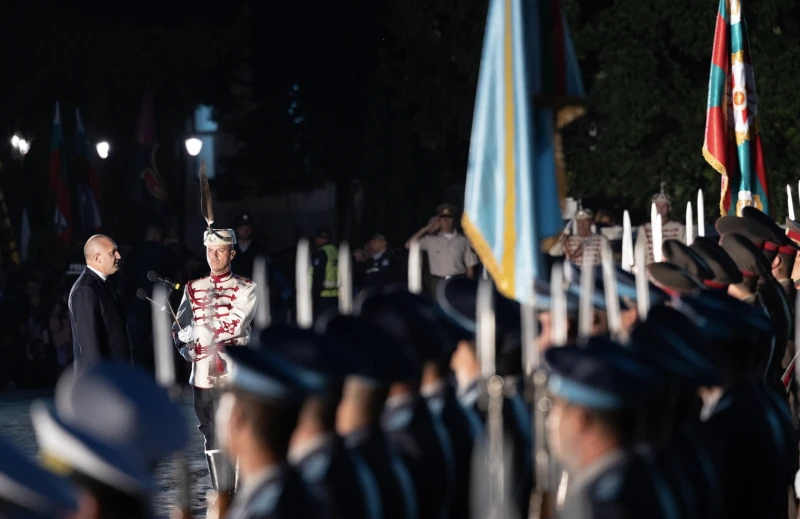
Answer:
[
  {"left": 636, "top": 221, "right": 686, "bottom": 264},
  {"left": 175, "top": 271, "right": 257, "bottom": 388}
]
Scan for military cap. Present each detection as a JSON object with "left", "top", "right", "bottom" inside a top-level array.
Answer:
[
  {"left": 662, "top": 239, "right": 714, "bottom": 280},
  {"left": 574, "top": 208, "right": 594, "bottom": 220},
  {"left": 690, "top": 236, "right": 743, "bottom": 287},
  {"left": 435, "top": 203, "right": 458, "bottom": 217},
  {"left": 256, "top": 325, "right": 359, "bottom": 393},
  {"left": 674, "top": 291, "right": 773, "bottom": 347},
  {"left": 225, "top": 340, "right": 326, "bottom": 402},
  {"left": 0, "top": 434, "right": 77, "bottom": 518},
  {"left": 544, "top": 337, "right": 660, "bottom": 410},
  {"left": 719, "top": 232, "right": 771, "bottom": 278},
  {"left": 359, "top": 291, "right": 452, "bottom": 363},
  {"left": 316, "top": 227, "right": 332, "bottom": 239},
  {"left": 652, "top": 191, "right": 672, "bottom": 205},
  {"left": 54, "top": 363, "right": 187, "bottom": 463},
  {"left": 370, "top": 232, "right": 387, "bottom": 242},
  {"left": 646, "top": 263, "right": 704, "bottom": 296},
  {"left": 741, "top": 207, "right": 798, "bottom": 254},
  {"left": 233, "top": 212, "right": 254, "bottom": 228},
  {"left": 603, "top": 265, "right": 670, "bottom": 309},
  {"left": 316, "top": 314, "right": 418, "bottom": 384},
  {"left": 30, "top": 402, "right": 152, "bottom": 496},
  {"left": 785, "top": 218, "right": 800, "bottom": 245},
  {"left": 716, "top": 215, "right": 780, "bottom": 260},
  {"left": 434, "top": 277, "right": 521, "bottom": 334},
  {"left": 204, "top": 228, "right": 237, "bottom": 247},
  {"left": 629, "top": 306, "right": 719, "bottom": 387}
]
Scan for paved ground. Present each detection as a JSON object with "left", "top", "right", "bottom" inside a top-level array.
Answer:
[{"left": 0, "top": 389, "right": 212, "bottom": 518}]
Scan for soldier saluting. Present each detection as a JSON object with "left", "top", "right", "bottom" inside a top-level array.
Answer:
[{"left": 175, "top": 162, "right": 258, "bottom": 496}]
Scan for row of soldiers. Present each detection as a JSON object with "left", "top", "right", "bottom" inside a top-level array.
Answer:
[{"left": 3, "top": 199, "right": 800, "bottom": 519}]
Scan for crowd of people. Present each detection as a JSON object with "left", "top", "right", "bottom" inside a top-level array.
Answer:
[{"left": 5, "top": 189, "right": 800, "bottom": 518}]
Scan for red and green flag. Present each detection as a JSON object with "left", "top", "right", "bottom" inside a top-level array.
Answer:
[
  {"left": 702, "top": 0, "right": 769, "bottom": 216},
  {"left": 48, "top": 102, "right": 72, "bottom": 245}
]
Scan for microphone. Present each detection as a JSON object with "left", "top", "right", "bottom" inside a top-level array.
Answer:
[
  {"left": 136, "top": 288, "right": 149, "bottom": 301},
  {"left": 147, "top": 270, "right": 181, "bottom": 291}
]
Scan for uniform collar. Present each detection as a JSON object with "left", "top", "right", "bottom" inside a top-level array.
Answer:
[
  {"left": 568, "top": 449, "right": 626, "bottom": 500},
  {"left": 384, "top": 392, "right": 415, "bottom": 412},
  {"left": 237, "top": 463, "right": 283, "bottom": 506},
  {"left": 288, "top": 432, "right": 335, "bottom": 465},
  {"left": 87, "top": 266, "right": 107, "bottom": 281},
  {"left": 458, "top": 378, "right": 482, "bottom": 408},
  {"left": 210, "top": 271, "right": 233, "bottom": 283},
  {"left": 420, "top": 380, "right": 446, "bottom": 398}
]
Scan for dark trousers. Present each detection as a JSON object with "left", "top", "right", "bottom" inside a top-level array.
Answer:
[{"left": 193, "top": 386, "right": 220, "bottom": 451}]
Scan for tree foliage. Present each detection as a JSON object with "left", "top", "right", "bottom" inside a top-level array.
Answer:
[{"left": 562, "top": 0, "right": 800, "bottom": 222}]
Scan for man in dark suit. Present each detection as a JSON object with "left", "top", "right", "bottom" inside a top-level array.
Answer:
[{"left": 68, "top": 234, "right": 131, "bottom": 374}]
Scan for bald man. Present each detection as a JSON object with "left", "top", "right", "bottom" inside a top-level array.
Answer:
[{"left": 68, "top": 234, "right": 131, "bottom": 374}]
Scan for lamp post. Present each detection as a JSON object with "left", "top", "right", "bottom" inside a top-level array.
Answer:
[
  {"left": 96, "top": 141, "right": 110, "bottom": 160},
  {"left": 184, "top": 137, "right": 202, "bottom": 157}
]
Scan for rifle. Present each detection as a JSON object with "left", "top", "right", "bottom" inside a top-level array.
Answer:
[
  {"left": 477, "top": 278, "right": 509, "bottom": 519},
  {"left": 152, "top": 284, "right": 193, "bottom": 519}
]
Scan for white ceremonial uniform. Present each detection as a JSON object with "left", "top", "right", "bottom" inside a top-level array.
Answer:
[
  {"left": 636, "top": 221, "right": 686, "bottom": 265},
  {"left": 563, "top": 235, "right": 606, "bottom": 267},
  {"left": 176, "top": 271, "right": 257, "bottom": 388}
]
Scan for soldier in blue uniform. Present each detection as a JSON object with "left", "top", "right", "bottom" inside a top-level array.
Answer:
[
  {"left": 377, "top": 289, "right": 481, "bottom": 519},
  {"left": 545, "top": 337, "right": 680, "bottom": 519},
  {"left": 434, "top": 278, "right": 532, "bottom": 519},
  {"left": 319, "top": 314, "right": 418, "bottom": 519},
  {"left": 258, "top": 324, "right": 382, "bottom": 519},
  {"left": 216, "top": 338, "right": 325, "bottom": 519},
  {"left": 628, "top": 306, "right": 723, "bottom": 519},
  {"left": 675, "top": 290, "right": 796, "bottom": 519},
  {"left": 357, "top": 292, "right": 456, "bottom": 519},
  {"left": 0, "top": 433, "right": 77, "bottom": 519}
]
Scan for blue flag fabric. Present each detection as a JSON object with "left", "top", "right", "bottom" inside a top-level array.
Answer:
[{"left": 462, "top": 0, "right": 581, "bottom": 303}]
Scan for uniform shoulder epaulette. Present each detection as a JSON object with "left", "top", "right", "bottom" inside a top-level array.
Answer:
[{"left": 233, "top": 274, "right": 254, "bottom": 284}]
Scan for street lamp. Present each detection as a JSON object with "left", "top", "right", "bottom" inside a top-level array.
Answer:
[
  {"left": 10, "top": 135, "right": 19, "bottom": 148},
  {"left": 96, "top": 141, "right": 110, "bottom": 159},
  {"left": 17, "top": 139, "right": 30, "bottom": 156},
  {"left": 185, "top": 137, "right": 202, "bottom": 157}
]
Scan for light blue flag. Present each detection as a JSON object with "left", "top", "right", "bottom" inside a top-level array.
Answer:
[{"left": 462, "top": 0, "right": 571, "bottom": 303}]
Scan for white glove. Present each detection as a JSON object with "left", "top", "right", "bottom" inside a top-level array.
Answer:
[
  {"left": 178, "top": 345, "right": 197, "bottom": 362},
  {"left": 178, "top": 326, "right": 198, "bottom": 343}
]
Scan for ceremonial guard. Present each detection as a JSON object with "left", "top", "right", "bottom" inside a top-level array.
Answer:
[
  {"left": 217, "top": 333, "right": 324, "bottom": 519},
  {"left": 549, "top": 207, "right": 606, "bottom": 266},
  {"left": 319, "top": 314, "right": 418, "bottom": 519},
  {"left": 359, "top": 292, "right": 456, "bottom": 519},
  {"left": 175, "top": 164, "right": 258, "bottom": 493},
  {"left": 260, "top": 325, "right": 382, "bottom": 519},
  {"left": 636, "top": 188, "right": 686, "bottom": 264}
]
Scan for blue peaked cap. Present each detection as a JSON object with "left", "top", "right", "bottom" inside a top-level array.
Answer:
[
  {"left": 0, "top": 434, "right": 77, "bottom": 518},
  {"left": 545, "top": 337, "right": 660, "bottom": 410},
  {"left": 257, "top": 324, "right": 360, "bottom": 392},
  {"left": 316, "top": 313, "right": 418, "bottom": 384},
  {"left": 55, "top": 362, "right": 187, "bottom": 463}
]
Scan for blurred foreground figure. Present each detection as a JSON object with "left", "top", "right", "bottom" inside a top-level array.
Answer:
[
  {"left": 31, "top": 362, "right": 187, "bottom": 519},
  {"left": 261, "top": 325, "right": 382, "bottom": 519},
  {"left": 320, "top": 314, "right": 418, "bottom": 519},
  {"left": 216, "top": 336, "right": 324, "bottom": 519},
  {"left": 0, "top": 433, "right": 77, "bottom": 519}
]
